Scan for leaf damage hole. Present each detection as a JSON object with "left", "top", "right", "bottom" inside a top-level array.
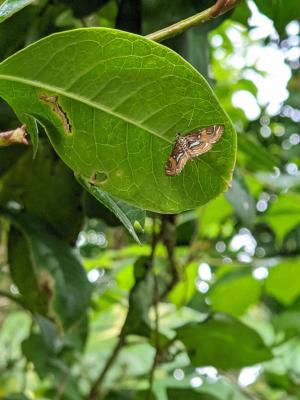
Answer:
[
  {"left": 39, "top": 94, "right": 72, "bottom": 134},
  {"left": 89, "top": 171, "right": 108, "bottom": 186}
]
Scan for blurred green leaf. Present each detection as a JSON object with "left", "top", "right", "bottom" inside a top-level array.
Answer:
[
  {"left": 262, "top": 193, "right": 300, "bottom": 242},
  {"left": 121, "top": 256, "right": 154, "bottom": 336},
  {"left": 59, "top": 0, "right": 109, "bottom": 18},
  {"left": 265, "top": 258, "right": 300, "bottom": 305},
  {"left": 238, "top": 134, "right": 279, "bottom": 172},
  {"left": 22, "top": 332, "right": 66, "bottom": 379},
  {"left": 106, "top": 390, "right": 155, "bottom": 399},
  {"left": 0, "top": 311, "right": 31, "bottom": 362},
  {"left": 0, "top": 0, "right": 34, "bottom": 23},
  {"left": 230, "top": 1, "right": 251, "bottom": 26},
  {"left": 0, "top": 142, "right": 84, "bottom": 242},
  {"left": 167, "top": 389, "right": 218, "bottom": 400},
  {"left": 0, "top": 5, "right": 38, "bottom": 61},
  {"left": 5, "top": 211, "right": 91, "bottom": 329},
  {"left": 176, "top": 313, "right": 272, "bottom": 369},
  {"left": 256, "top": 172, "right": 300, "bottom": 191},
  {"left": 168, "top": 262, "right": 198, "bottom": 307},
  {"left": 209, "top": 269, "right": 262, "bottom": 317},
  {"left": 2, "top": 395, "right": 30, "bottom": 400},
  {"left": 254, "top": 0, "right": 300, "bottom": 37},
  {"left": 198, "top": 194, "right": 232, "bottom": 238},
  {"left": 225, "top": 171, "right": 256, "bottom": 227},
  {"left": 143, "top": 0, "right": 213, "bottom": 33},
  {"left": 0, "top": 144, "right": 26, "bottom": 177},
  {"left": 272, "top": 311, "right": 300, "bottom": 337}
]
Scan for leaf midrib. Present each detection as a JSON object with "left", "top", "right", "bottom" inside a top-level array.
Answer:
[
  {"left": 0, "top": 74, "right": 230, "bottom": 187},
  {"left": 0, "top": 74, "right": 173, "bottom": 144}
]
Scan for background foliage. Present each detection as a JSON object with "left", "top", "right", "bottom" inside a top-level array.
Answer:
[{"left": 0, "top": 0, "right": 300, "bottom": 399}]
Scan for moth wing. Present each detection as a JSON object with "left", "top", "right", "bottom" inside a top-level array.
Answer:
[
  {"left": 185, "top": 124, "right": 224, "bottom": 158},
  {"left": 169, "top": 138, "right": 185, "bottom": 157},
  {"left": 187, "top": 141, "right": 213, "bottom": 158},
  {"left": 199, "top": 124, "right": 224, "bottom": 143},
  {"left": 165, "top": 136, "right": 189, "bottom": 175},
  {"left": 175, "top": 152, "right": 189, "bottom": 175}
]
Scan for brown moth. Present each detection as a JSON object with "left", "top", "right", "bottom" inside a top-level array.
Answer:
[{"left": 165, "top": 124, "right": 224, "bottom": 176}]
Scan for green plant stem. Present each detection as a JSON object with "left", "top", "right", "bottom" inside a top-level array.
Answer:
[
  {"left": 146, "top": 0, "right": 241, "bottom": 42},
  {"left": 146, "top": 7, "right": 213, "bottom": 42}
]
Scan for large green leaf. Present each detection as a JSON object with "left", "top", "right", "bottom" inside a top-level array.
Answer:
[
  {"left": 5, "top": 211, "right": 91, "bottom": 329},
  {"left": 0, "top": 0, "right": 34, "bottom": 23},
  {"left": 176, "top": 313, "right": 272, "bottom": 369},
  {"left": 0, "top": 28, "right": 236, "bottom": 213}
]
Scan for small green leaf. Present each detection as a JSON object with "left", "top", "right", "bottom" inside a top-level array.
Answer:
[
  {"left": 0, "top": 0, "right": 34, "bottom": 23},
  {"left": 77, "top": 174, "right": 145, "bottom": 243},
  {"left": 5, "top": 211, "right": 91, "bottom": 329},
  {"left": 176, "top": 313, "right": 272, "bottom": 369},
  {"left": 0, "top": 28, "right": 236, "bottom": 213}
]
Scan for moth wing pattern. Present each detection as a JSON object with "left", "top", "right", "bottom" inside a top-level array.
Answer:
[
  {"left": 199, "top": 124, "right": 224, "bottom": 143},
  {"left": 165, "top": 137, "right": 189, "bottom": 176},
  {"left": 186, "top": 125, "right": 224, "bottom": 158},
  {"left": 173, "top": 151, "right": 189, "bottom": 175}
]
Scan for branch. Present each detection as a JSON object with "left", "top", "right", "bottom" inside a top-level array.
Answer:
[
  {"left": 160, "top": 215, "right": 179, "bottom": 299},
  {"left": 85, "top": 218, "right": 160, "bottom": 400},
  {"left": 0, "top": 289, "right": 27, "bottom": 308},
  {"left": 146, "top": 0, "right": 242, "bottom": 42},
  {"left": 0, "top": 124, "right": 28, "bottom": 147},
  {"left": 147, "top": 276, "right": 160, "bottom": 400},
  {"left": 85, "top": 334, "right": 126, "bottom": 400}
]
